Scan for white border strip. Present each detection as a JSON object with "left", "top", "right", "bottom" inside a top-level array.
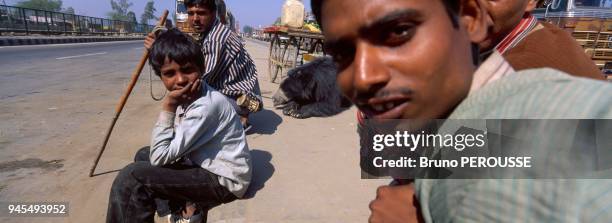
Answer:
[
  {"left": 56, "top": 52, "right": 108, "bottom": 60},
  {"left": 0, "top": 40, "right": 143, "bottom": 49}
]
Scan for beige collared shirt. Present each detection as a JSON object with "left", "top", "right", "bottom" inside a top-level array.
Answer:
[{"left": 469, "top": 51, "right": 515, "bottom": 94}]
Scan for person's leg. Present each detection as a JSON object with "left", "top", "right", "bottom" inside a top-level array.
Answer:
[
  {"left": 133, "top": 146, "right": 150, "bottom": 162},
  {"left": 106, "top": 162, "right": 158, "bottom": 223},
  {"left": 106, "top": 160, "right": 237, "bottom": 223},
  {"left": 132, "top": 147, "right": 174, "bottom": 217}
]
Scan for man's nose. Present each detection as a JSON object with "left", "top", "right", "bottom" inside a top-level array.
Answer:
[
  {"left": 352, "top": 42, "right": 390, "bottom": 94},
  {"left": 176, "top": 73, "right": 188, "bottom": 86},
  {"left": 191, "top": 14, "right": 202, "bottom": 22}
]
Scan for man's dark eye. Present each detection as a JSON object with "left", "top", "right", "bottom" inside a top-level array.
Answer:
[
  {"left": 383, "top": 23, "right": 415, "bottom": 46},
  {"left": 162, "top": 72, "right": 174, "bottom": 78}
]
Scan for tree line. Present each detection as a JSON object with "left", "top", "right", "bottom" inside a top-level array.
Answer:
[{"left": 13, "top": 0, "right": 158, "bottom": 25}]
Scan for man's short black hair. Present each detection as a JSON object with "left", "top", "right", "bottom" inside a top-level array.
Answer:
[
  {"left": 184, "top": 0, "right": 217, "bottom": 11},
  {"left": 311, "top": 0, "right": 460, "bottom": 29},
  {"left": 149, "top": 28, "right": 205, "bottom": 77}
]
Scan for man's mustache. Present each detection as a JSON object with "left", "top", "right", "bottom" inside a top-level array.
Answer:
[{"left": 354, "top": 88, "right": 414, "bottom": 102}]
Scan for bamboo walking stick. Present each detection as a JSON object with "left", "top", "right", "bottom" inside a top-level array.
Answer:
[{"left": 89, "top": 10, "right": 169, "bottom": 177}]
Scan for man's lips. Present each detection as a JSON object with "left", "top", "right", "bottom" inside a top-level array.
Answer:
[{"left": 357, "top": 96, "right": 412, "bottom": 119}]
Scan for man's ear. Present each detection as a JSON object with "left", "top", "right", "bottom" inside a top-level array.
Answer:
[
  {"left": 459, "top": 0, "right": 492, "bottom": 44},
  {"left": 525, "top": 0, "right": 538, "bottom": 13}
]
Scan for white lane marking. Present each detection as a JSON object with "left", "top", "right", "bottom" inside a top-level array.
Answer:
[
  {"left": 133, "top": 47, "right": 143, "bottom": 50},
  {"left": 56, "top": 52, "right": 108, "bottom": 60},
  {"left": 0, "top": 40, "right": 143, "bottom": 49}
]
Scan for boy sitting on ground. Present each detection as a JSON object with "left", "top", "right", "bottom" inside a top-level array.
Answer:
[{"left": 106, "top": 28, "right": 252, "bottom": 223}]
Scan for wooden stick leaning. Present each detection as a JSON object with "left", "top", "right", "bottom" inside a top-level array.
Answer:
[{"left": 89, "top": 10, "right": 169, "bottom": 177}]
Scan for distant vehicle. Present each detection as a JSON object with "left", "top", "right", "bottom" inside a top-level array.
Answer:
[
  {"left": 175, "top": 0, "right": 189, "bottom": 32},
  {"left": 534, "top": 0, "right": 612, "bottom": 68},
  {"left": 603, "top": 61, "right": 612, "bottom": 79}
]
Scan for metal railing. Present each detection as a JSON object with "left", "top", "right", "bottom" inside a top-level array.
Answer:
[{"left": 0, "top": 5, "right": 154, "bottom": 35}]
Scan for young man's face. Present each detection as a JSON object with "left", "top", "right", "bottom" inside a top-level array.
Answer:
[
  {"left": 322, "top": 0, "right": 480, "bottom": 120},
  {"left": 160, "top": 58, "right": 202, "bottom": 92},
  {"left": 480, "top": 0, "right": 537, "bottom": 51},
  {"left": 187, "top": 4, "right": 215, "bottom": 33}
]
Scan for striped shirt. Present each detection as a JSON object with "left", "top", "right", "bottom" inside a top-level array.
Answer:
[
  {"left": 495, "top": 13, "right": 539, "bottom": 54},
  {"left": 200, "top": 19, "right": 262, "bottom": 105}
]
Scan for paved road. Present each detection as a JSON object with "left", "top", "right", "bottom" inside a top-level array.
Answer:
[
  {"left": 0, "top": 39, "right": 387, "bottom": 222},
  {"left": 0, "top": 41, "right": 145, "bottom": 100},
  {"left": 0, "top": 41, "right": 143, "bottom": 64}
]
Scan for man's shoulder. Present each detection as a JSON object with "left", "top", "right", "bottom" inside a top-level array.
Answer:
[
  {"left": 224, "top": 30, "right": 245, "bottom": 51},
  {"left": 451, "top": 69, "right": 611, "bottom": 119},
  {"left": 504, "top": 22, "right": 604, "bottom": 79},
  {"left": 208, "top": 22, "right": 240, "bottom": 43},
  {"left": 206, "top": 23, "right": 244, "bottom": 56},
  {"left": 514, "top": 22, "right": 580, "bottom": 52},
  {"left": 524, "top": 22, "right": 574, "bottom": 43}
]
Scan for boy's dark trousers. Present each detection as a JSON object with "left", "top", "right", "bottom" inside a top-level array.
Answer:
[{"left": 106, "top": 147, "right": 237, "bottom": 223}]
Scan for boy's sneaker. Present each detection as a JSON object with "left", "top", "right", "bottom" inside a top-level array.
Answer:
[
  {"left": 154, "top": 211, "right": 169, "bottom": 223},
  {"left": 168, "top": 211, "right": 204, "bottom": 223}
]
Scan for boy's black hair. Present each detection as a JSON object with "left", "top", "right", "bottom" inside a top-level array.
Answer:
[
  {"left": 184, "top": 0, "right": 217, "bottom": 11},
  {"left": 311, "top": 0, "right": 460, "bottom": 29},
  {"left": 149, "top": 28, "right": 205, "bottom": 77}
]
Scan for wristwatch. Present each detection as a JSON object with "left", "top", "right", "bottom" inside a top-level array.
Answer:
[{"left": 237, "top": 94, "right": 262, "bottom": 113}]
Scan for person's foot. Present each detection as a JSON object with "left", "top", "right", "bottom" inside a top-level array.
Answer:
[
  {"left": 240, "top": 115, "right": 254, "bottom": 133},
  {"left": 154, "top": 211, "right": 169, "bottom": 223},
  {"left": 240, "top": 116, "right": 248, "bottom": 126},
  {"left": 168, "top": 202, "right": 203, "bottom": 223},
  {"left": 168, "top": 212, "right": 203, "bottom": 223},
  {"left": 243, "top": 122, "right": 253, "bottom": 133}
]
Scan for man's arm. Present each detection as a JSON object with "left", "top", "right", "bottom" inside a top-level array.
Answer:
[
  {"left": 150, "top": 105, "right": 216, "bottom": 166},
  {"left": 149, "top": 80, "right": 215, "bottom": 166},
  {"left": 219, "top": 35, "right": 262, "bottom": 105}
]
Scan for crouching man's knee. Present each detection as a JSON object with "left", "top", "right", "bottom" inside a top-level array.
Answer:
[
  {"left": 133, "top": 147, "right": 151, "bottom": 162},
  {"left": 110, "top": 162, "right": 150, "bottom": 195}
]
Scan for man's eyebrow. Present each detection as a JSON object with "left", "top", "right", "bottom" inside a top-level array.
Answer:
[
  {"left": 363, "top": 9, "right": 423, "bottom": 31},
  {"left": 324, "top": 9, "right": 422, "bottom": 53},
  {"left": 180, "top": 63, "right": 194, "bottom": 69}
]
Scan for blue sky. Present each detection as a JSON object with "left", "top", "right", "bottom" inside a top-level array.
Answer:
[{"left": 4, "top": 0, "right": 312, "bottom": 27}]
